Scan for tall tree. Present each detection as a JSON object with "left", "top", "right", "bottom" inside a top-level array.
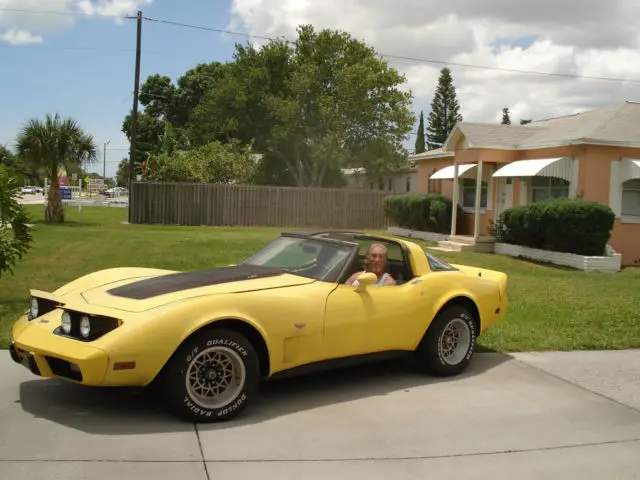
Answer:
[
  {"left": 414, "top": 110, "right": 426, "bottom": 153},
  {"left": 122, "top": 62, "right": 230, "bottom": 157},
  {"left": 190, "top": 25, "right": 414, "bottom": 187},
  {"left": 426, "top": 68, "right": 463, "bottom": 150},
  {"left": 116, "top": 158, "right": 130, "bottom": 186},
  {"left": 501, "top": 107, "right": 511, "bottom": 125},
  {"left": 0, "top": 165, "right": 32, "bottom": 278},
  {"left": 16, "top": 113, "right": 98, "bottom": 222}
]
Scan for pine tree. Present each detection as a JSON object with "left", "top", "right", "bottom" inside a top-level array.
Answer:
[
  {"left": 501, "top": 107, "right": 511, "bottom": 125},
  {"left": 426, "top": 68, "right": 463, "bottom": 150},
  {"left": 414, "top": 110, "right": 426, "bottom": 153}
]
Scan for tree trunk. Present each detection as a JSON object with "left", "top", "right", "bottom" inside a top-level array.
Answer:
[{"left": 45, "top": 182, "right": 64, "bottom": 223}]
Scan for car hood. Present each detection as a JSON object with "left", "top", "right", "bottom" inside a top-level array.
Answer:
[{"left": 77, "top": 264, "right": 316, "bottom": 313}]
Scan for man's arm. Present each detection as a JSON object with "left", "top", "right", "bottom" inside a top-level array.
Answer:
[
  {"left": 383, "top": 275, "right": 397, "bottom": 285},
  {"left": 345, "top": 271, "right": 362, "bottom": 285}
]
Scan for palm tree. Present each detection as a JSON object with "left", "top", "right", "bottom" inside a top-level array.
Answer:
[{"left": 16, "top": 113, "right": 98, "bottom": 222}]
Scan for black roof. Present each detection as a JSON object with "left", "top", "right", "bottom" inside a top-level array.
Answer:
[{"left": 281, "top": 229, "right": 406, "bottom": 248}]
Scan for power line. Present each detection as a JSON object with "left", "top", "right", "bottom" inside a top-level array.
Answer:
[
  {"left": 142, "top": 16, "right": 275, "bottom": 41},
  {"left": 140, "top": 15, "right": 640, "bottom": 84},
  {"left": 380, "top": 53, "right": 640, "bottom": 83},
  {"left": 0, "top": 7, "right": 126, "bottom": 19},
  {"left": 3, "top": 6, "right": 638, "bottom": 84}
]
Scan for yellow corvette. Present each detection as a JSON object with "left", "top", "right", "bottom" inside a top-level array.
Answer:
[{"left": 9, "top": 230, "right": 508, "bottom": 422}]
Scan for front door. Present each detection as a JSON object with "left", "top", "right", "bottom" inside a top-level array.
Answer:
[{"left": 496, "top": 177, "right": 514, "bottom": 217}]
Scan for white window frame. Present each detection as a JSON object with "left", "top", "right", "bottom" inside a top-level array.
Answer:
[
  {"left": 621, "top": 179, "right": 640, "bottom": 219},
  {"left": 460, "top": 178, "right": 488, "bottom": 210},
  {"left": 528, "top": 176, "right": 570, "bottom": 204}
]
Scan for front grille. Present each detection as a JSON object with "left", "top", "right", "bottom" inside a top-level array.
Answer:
[
  {"left": 9, "top": 344, "right": 20, "bottom": 363},
  {"left": 46, "top": 356, "right": 83, "bottom": 382},
  {"left": 12, "top": 346, "right": 41, "bottom": 376}
]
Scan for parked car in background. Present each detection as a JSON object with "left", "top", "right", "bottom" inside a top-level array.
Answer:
[{"left": 104, "top": 187, "right": 128, "bottom": 198}]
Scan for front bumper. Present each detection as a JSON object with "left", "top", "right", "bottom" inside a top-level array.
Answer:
[{"left": 10, "top": 315, "right": 111, "bottom": 385}]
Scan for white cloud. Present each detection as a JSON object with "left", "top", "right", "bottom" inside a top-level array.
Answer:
[
  {"left": 0, "top": 0, "right": 152, "bottom": 43},
  {"left": 1, "top": 28, "right": 43, "bottom": 45},
  {"left": 229, "top": 0, "right": 640, "bottom": 143}
]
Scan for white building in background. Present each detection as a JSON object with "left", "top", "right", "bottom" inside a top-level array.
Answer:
[{"left": 342, "top": 160, "right": 418, "bottom": 193}]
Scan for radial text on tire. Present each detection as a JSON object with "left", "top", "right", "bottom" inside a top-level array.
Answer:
[
  {"left": 163, "top": 327, "right": 261, "bottom": 422},
  {"left": 414, "top": 305, "right": 477, "bottom": 376}
]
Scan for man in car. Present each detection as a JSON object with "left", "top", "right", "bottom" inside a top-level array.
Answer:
[{"left": 345, "top": 243, "right": 396, "bottom": 286}]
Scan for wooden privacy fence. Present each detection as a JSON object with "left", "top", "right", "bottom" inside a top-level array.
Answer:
[{"left": 129, "top": 182, "right": 392, "bottom": 229}]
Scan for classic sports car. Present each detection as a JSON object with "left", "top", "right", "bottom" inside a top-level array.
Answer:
[{"left": 10, "top": 230, "right": 508, "bottom": 422}]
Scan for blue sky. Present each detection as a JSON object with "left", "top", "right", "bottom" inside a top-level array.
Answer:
[{"left": 0, "top": 1, "right": 241, "bottom": 178}]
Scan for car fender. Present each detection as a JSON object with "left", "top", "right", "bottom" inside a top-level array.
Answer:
[{"left": 139, "top": 297, "right": 271, "bottom": 384}]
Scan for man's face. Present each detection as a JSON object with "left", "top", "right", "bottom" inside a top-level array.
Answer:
[{"left": 367, "top": 245, "right": 387, "bottom": 272}]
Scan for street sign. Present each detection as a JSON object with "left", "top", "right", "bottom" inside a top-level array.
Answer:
[
  {"left": 60, "top": 187, "right": 72, "bottom": 200},
  {"left": 84, "top": 176, "right": 90, "bottom": 185},
  {"left": 72, "top": 173, "right": 78, "bottom": 181}
]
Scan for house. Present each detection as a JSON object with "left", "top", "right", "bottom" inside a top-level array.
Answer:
[
  {"left": 411, "top": 101, "right": 640, "bottom": 266},
  {"left": 342, "top": 161, "right": 418, "bottom": 193}
]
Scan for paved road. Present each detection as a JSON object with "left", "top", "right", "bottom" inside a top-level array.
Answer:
[
  {"left": 17, "top": 193, "right": 128, "bottom": 207},
  {"left": 1, "top": 350, "right": 639, "bottom": 479}
]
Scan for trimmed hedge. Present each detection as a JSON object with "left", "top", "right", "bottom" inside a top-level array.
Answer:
[
  {"left": 491, "top": 198, "right": 616, "bottom": 256},
  {"left": 383, "top": 193, "right": 459, "bottom": 233}
]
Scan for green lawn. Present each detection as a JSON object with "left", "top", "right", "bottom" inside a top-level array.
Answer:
[{"left": 2, "top": 204, "right": 639, "bottom": 352}]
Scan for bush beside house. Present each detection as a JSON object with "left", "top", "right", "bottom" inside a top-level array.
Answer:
[
  {"left": 383, "top": 193, "right": 461, "bottom": 234},
  {"left": 491, "top": 198, "right": 616, "bottom": 256}
]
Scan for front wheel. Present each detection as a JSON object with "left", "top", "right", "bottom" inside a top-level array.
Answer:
[
  {"left": 414, "top": 305, "right": 477, "bottom": 376},
  {"left": 163, "top": 328, "right": 260, "bottom": 422}
]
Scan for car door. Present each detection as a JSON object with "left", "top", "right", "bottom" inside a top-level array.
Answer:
[{"left": 323, "top": 279, "right": 427, "bottom": 360}]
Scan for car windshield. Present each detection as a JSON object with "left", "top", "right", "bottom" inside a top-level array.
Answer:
[
  {"left": 425, "top": 251, "right": 458, "bottom": 271},
  {"left": 241, "top": 236, "right": 354, "bottom": 282}
]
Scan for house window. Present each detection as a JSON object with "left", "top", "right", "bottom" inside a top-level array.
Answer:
[
  {"left": 460, "top": 178, "right": 488, "bottom": 209},
  {"left": 378, "top": 178, "right": 384, "bottom": 190},
  {"left": 388, "top": 178, "right": 393, "bottom": 190},
  {"left": 406, "top": 176, "right": 411, "bottom": 192},
  {"left": 530, "top": 176, "right": 569, "bottom": 203},
  {"left": 621, "top": 179, "right": 640, "bottom": 217}
]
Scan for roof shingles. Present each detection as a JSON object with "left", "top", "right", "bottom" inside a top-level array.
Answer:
[{"left": 451, "top": 101, "right": 640, "bottom": 150}]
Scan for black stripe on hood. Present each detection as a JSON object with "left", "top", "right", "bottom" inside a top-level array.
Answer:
[{"left": 106, "top": 264, "right": 285, "bottom": 300}]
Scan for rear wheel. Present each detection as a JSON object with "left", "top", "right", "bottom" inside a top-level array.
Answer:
[
  {"left": 163, "top": 328, "right": 260, "bottom": 422},
  {"left": 414, "top": 305, "right": 477, "bottom": 376}
]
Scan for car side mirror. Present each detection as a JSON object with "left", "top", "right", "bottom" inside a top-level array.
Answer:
[{"left": 354, "top": 272, "right": 377, "bottom": 292}]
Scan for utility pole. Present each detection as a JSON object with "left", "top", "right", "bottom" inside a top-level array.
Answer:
[
  {"left": 128, "top": 10, "right": 143, "bottom": 223},
  {"left": 103, "top": 140, "right": 110, "bottom": 180}
]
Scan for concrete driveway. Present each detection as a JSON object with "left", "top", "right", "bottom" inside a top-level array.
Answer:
[{"left": 1, "top": 350, "right": 639, "bottom": 479}]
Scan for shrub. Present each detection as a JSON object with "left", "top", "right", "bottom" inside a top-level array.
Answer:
[
  {"left": 383, "top": 193, "right": 460, "bottom": 233},
  {"left": 0, "top": 165, "right": 33, "bottom": 278},
  {"left": 492, "top": 197, "right": 616, "bottom": 256},
  {"left": 143, "top": 141, "right": 257, "bottom": 184}
]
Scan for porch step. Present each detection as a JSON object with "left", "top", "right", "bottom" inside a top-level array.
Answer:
[
  {"left": 449, "top": 235, "right": 496, "bottom": 245},
  {"left": 428, "top": 246, "right": 459, "bottom": 252},
  {"left": 436, "top": 240, "right": 496, "bottom": 253}
]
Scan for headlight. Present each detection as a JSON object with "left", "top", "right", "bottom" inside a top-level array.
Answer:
[
  {"left": 79, "top": 315, "right": 91, "bottom": 339},
  {"left": 61, "top": 311, "right": 72, "bottom": 334},
  {"left": 29, "top": 297, "right": 39, "bottom": 318}
]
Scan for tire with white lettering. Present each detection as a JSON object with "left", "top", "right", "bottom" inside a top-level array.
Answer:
[
  {"left": 163, "top": 328, "right": 260, "bottom": 422},
  {"left": 414, "top": 305, "right": 477, "bottom": 377}
]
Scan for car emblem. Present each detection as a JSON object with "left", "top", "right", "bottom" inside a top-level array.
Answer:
[
  {"left": 294, "top": 322, "right": 306, "bottom": 329},
  {"left": 38, "top": 319, "right": 50, "bottom": 323}
]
